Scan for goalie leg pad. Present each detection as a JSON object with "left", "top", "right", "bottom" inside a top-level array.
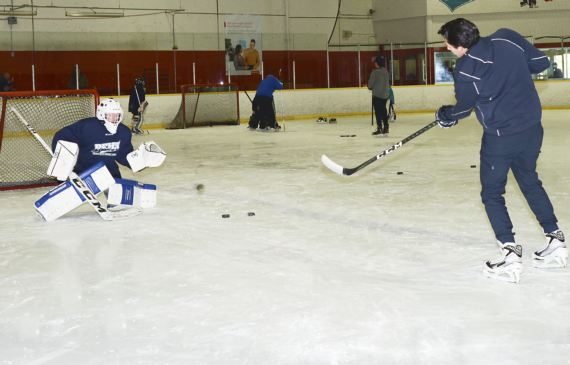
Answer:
[
  {"left": 107, "top": 178, "right": 157, "bottom": 209},
  {"left": 35, "top": 161, "right": 115, "bottom": 221},
  {"left": 35, "top": 180, "right": 85, "bottom": 221},
  {"left": 47, "top": 140, "right": 79, "bottom": 181}
]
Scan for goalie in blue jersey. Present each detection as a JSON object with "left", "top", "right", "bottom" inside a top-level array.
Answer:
[{"left": 35, "top": 98, "right": 166, "bottom": 221}]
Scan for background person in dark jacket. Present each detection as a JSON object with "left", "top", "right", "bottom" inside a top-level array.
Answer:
[
  {"left": 129, "top": 78, "right": 148, "bottom": 134},
  {"left": 68, "top": 67, "right": 88, "bottom": 90},
  {"left": 436, "top": 18, "right": 566, "bottom": 283}
]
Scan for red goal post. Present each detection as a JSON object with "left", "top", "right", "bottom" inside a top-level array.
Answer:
[
  {"left": 166, "top": 83, "right": 240, "bottom": 129},
  {"left": 0, "top": 89, "right": 99, "bottom": 191}
]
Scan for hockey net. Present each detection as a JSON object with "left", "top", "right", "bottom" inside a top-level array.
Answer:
[
  {"left": 0, "top": 90, "right": 99, "bottom": 191},
  {"left": 166, "top": 83, "right": 240, "bottom": 129}
]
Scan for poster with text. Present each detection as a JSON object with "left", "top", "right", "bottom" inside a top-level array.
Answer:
[{"left": 225, "top": 15, "right": 262, "bottom": 76}]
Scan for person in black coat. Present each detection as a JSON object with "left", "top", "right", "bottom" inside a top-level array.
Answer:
[{"left": 129, "top": 77, "right": 148, "bottom": 134}]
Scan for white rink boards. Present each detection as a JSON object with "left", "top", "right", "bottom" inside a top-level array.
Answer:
[{"left": 1, "top": 111, "right": 570, "bottom": 364}]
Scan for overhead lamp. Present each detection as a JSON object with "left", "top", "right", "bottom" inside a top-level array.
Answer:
[
  {"left": 65, "top": 11, "right": 124, "bottom": 18},
  {"left": 0, "top": 10, "right": 37, "bottom": 16}
]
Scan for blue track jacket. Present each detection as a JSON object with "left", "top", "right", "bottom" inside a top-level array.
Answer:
[
  {"left": 443, "top": 28, "right": 550, "bottom": 136},
  {"left": 52, "top": 117, "right": 134, "bottom": 178}
]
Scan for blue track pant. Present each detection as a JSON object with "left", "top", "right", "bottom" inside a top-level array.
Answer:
[{"left": 480, "top": 123, "right": 558, "bottom": 243}]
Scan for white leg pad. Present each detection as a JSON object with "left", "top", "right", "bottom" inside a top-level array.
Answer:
[
  {"left": 35, "top": 181, "right": 85, "bottom": 221},
  {"left": 34, "top": 161, "right": 116, "bottom": 221},
  {"left": 107, "top": 178, "right": 157, "bottom": 209}
]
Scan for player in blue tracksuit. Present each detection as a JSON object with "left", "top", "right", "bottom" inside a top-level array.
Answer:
[
  {"left": 252, "top": 71, "right": 283, "bottom": 131},
  {"left": 436, "top": 18, "right": 566, "bottom": 283},
  {"left": 52, "top": 98, "right": 134, "bottom": 178}
]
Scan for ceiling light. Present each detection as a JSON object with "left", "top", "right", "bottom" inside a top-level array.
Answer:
[{"left": 65, "top": 11, "right": 124, "bottom": 18}]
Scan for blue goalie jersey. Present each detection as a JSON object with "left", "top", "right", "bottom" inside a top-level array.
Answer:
[{"left": 52, "top": 117, "right": 134, "bottom": 178}]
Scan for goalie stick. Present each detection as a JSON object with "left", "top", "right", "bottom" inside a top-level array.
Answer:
[
  {"left": 10, "top": 107, "right": 143, "bottom": 221},
  {"left": 322, "top": 120, "right": 438, "bottom": 176}
]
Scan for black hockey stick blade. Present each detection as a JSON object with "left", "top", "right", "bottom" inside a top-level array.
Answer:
[{"left": 322, "top": 120, "right": 438, "bottom": 176}]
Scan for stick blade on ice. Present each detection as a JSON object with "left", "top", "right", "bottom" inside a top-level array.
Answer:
[
  {"left": 101, "top": 207, "right": 144, "bottom": 221},
  {"left": 322, "top": 155, "right": 344, "bottom": 175}
]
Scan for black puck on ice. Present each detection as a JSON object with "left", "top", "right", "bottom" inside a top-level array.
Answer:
[
  {"left": 222, "top": 214, "right": 230, "bottom": 218},
  {"left": 471, "top": 165, "right": 476, "bottom": 168},
  {"left": 248, "top": 212, "right": 255, "bottom": 216},
  {"left": 397, "top": 172, "right": 403, "bottom": 175}
]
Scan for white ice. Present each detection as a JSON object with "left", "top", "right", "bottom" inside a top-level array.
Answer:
[{"left": 1, "top": 111, "right": 570, "bottom": 364}]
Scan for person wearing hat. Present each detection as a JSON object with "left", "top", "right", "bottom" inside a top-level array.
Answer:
[{"left": 368, "top": 56, "right": 390, "bottom": 136}]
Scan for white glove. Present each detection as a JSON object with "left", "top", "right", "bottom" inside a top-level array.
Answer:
[{"left": 127, "top": 141, "right": 166, "bottom": 172}]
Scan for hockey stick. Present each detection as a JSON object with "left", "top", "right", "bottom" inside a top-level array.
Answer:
[
  {"left": 10, "top": 107, "right": 143, "bottom": 221},
  {"left": 280, "top": 90, "right": 286, "bottom": 132},
  {"left": 244, "top": 90, "right": 253, "bottom": 103},
  {"left": 322, "top": 120, "right": 438, "bottom": 176}
]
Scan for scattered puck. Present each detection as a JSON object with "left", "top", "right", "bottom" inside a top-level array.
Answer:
[
  {"left": 222, "top": 214, "right": 230, "bottom": 218},
  {"left": 471, "top": 165, "right": 476, "bottom": 168},
  {"left": 397, "top": 172, "right": 403, "bottom": 175},
  {"left": 247, "top": 212, "right": 255, "bottom": 216}
]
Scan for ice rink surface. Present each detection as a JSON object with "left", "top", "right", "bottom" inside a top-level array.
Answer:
[{"left": 1, "top": 111, "right": 570, "bottom": 364}]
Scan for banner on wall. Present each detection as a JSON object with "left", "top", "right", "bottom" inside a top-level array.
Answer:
[
  {"left": 438, "top": 0, "right": 476, "bottom": 12},
  {"left": 225, "top": 15, "right": 262, "bottom": 76}
]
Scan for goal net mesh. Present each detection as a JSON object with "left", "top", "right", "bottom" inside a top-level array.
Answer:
[
  {"left": 0, "top": 90, "right": 99, "bottom": 190},
  {"left": 166, "top": 84, "right": 240, "bottom": 129}
]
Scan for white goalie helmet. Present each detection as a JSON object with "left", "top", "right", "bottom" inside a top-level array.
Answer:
[{"left": 97, "top": 98, "right": 124, "bottom": 134}]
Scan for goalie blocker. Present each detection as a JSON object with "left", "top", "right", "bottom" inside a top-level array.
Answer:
[{"left": 47, "top": 140, "right": 79, "bottom": 181}]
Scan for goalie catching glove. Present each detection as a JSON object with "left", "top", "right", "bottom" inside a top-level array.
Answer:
[
  {"left": 436, "top": 105, "right": 458, "bottom": 129},
  {"left": 127, "top": 141, "right": 166, "bottom": 172}
]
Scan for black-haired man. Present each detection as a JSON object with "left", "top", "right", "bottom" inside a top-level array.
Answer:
[{"left": 436, "top": 18, "right": 566, "bottom": 283}]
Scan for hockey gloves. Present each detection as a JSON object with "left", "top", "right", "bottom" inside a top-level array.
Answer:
[{"left": 436, "top": 105, "right": 458, "bottom": 129}]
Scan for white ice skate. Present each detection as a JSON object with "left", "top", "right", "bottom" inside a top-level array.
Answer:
[
  {"left": 482, "top": 241, "right": 523, "bottom": 283},
  {"left": 532, "top": 230, "right": 568, "bottom": 269}
]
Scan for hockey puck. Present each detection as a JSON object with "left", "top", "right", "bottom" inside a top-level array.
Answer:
[
  {"left": 397, "top": 172, "right": 403, "bottom": 175},
  {"left": 471, "top": 165, "right": 476, "bottom": 168},
  {"left": 222, "top": 214, "right": 230, "bottom": 218},
  {"left": 247, "top": 212, "right": 255, "bottom": 216}
]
